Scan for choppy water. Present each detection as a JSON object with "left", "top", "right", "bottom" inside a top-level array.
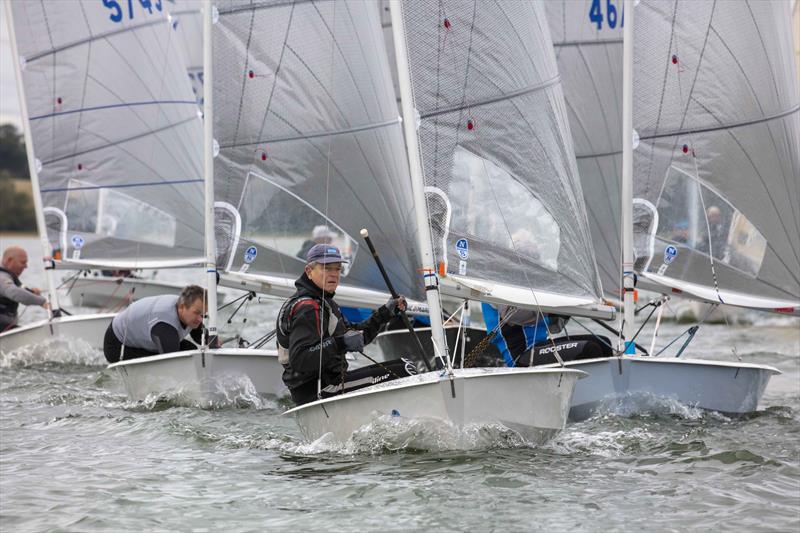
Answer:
[{"left": 1, "top": 235, "right": 799, "bottom": 531}]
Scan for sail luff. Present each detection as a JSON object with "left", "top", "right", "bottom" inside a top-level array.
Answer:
[
  {"left": 203, "top": 1, "right": 218, "bottom": 339},
  {"left": 5, "top": 0, "right": 61, "bottom": 312},
  {"left": 389, "top": 0, "right": 449, "bottom": 366},
  {"left": 622, "top": 0, "right": 635, "bottom": 353}
]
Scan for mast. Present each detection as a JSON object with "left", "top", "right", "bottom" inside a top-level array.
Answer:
[
  {"left": 621, "top": 0, "right": 635, "bottom": 354},
  {"left": 388, "top": 0, "right": 449, "bottom": 368},
  {"left": 5, "top": 1, "right": 61, "bottom": 315},
  {"left": 202, "top": 1, "right": 218, "bottom": 342}
]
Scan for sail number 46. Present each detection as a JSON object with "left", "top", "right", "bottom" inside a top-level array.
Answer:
[
  {"left": 589, "top": 0, "right": 625, "bottom": 30},
  {"left": 102, "top": 0, "right": 172, "bottom": 23}
]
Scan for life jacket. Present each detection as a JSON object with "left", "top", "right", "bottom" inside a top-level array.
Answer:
[
  {"left": 276, "top": 294, "right": 339, "bottom": 365},
  {"left": 111, "top": 294, "right": 192, "bottom": 352},
  {"left": 0, "top": 267, "right": 22, "bottom": 317}
]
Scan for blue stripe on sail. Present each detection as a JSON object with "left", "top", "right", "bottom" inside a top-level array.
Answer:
[
  {"left": 40, "top": 179, "right": 203, "bottom": 193},
  {"left": 30, "top": 100, "right": 199, "bottom": 121}
]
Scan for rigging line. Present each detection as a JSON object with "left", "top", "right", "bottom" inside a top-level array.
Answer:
[
  {"left": 30, "top": 100, "right": 199, "bottom": 121},
  {"left": 74, "top": 23, "right": 199, "bottom": 167},
  {"left": 419, "top": 75, "right": 561, "bottom": 120},
  {"left": 470, "top": 108, "right": 568, "bottom": 369},
  {"left": 221, "top": 117, "right": 401, "bottom": 149},
  {"left": 233, "top": 1, "right": 271, "bottom": 148},
  {"left": 340, "top": 3, "right": 408, "bottom": 232},
  {"left": 40, "top": 178, "right": 203, "bottom": 194},
  {"left": 70, "top": 2, "right": 95, "bottom": 175},
  {"left": 642, "top": 0, "right": 681, "bottom": 201},
  {"left": 250, "top": 111, "right": 418, "bottom": 287},
  {"left": 25, "top": 17, "right": 169, "bottom": 63},
  {"left": 687, "top": 99, "right": 800, "bottom": 273}
]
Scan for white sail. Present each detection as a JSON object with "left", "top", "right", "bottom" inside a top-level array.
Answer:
[
  {"left": 211, "top": 0, "right": 424, "bottom": 304},
  {"left": 396, "top": 0, "right": 610, "bottom": 316},
  {"left": 9, "top": 0, "right": 206, "bottom": 270},
  {"left": 547, "top": 0, "right": 799, "bottom": 314}
]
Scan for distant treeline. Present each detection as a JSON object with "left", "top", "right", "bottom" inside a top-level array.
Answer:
[{"left": 0, "top": 124, "right": 35, "bottom": 232}]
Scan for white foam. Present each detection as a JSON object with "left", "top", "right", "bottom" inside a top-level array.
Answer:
[{"left": 0, "top": 337, "right": 104, "bottom": 368}]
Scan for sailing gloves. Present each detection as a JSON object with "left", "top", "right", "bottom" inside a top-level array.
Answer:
[
  {"left": 385, "top": 295, "right": 407, "bottom": 314},
  {"left": 342, "top": 329, "right": 365, "bottom": 353}
]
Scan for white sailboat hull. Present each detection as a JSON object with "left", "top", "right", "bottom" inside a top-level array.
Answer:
[
  {"left": 284, "top": 367, "right": 585, "bottom": 443},
  {"left": 109, "top": 348, "right": 285, "bottom": 404},
  {"left": 559, "top": 356, "right": 779, "bottom": 421},
  {"left": 63, "top": 277, "right": 229, "bottom": 309},
  {"left": 0, "top": 313, "right": 114, "bottom": 353}
]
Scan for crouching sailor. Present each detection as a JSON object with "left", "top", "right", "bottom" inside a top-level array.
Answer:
[
  {"left": 103, "top": 285, "right": 218, "bottom": 363},
  {"left": 277, "top": 244, "right": 416, "bottom": 406},
  {"left": 0, "top": 246, "right": 48, "bottom": 332}
]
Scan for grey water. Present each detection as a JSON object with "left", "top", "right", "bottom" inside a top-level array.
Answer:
[{"left": 1, "top": 235, "right": 799, "bottom": 531}]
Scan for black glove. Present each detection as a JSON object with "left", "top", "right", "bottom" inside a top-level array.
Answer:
[
  {"left": 341, "top": 330, "right": 364, "bottom": 352},
  {"left": 385, "top": 295, "right": 407, "bottom": 314}
]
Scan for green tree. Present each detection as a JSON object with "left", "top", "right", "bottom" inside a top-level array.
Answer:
[
  {"left": 0, "top": 172, "right": 35, "bottom": 231},
  {"left": 0, "top": 123, "right": 30, "bottom": 179}
]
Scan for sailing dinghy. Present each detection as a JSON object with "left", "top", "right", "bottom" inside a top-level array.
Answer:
[
  {"left": 533, "top": 0, "right": 793, "bottom": 419},
  {"left": 105, "top": 2, "right": 284, "bottom": 404},
  {"left": 207, "top": 0, "right": 590, "bottom": 443}
]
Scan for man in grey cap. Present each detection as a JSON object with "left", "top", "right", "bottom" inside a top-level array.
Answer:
[{"left": 276, "top": 243, "right": 412, "bottom": 405}]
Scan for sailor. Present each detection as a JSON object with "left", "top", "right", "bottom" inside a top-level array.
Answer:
[
  {"left": 277, "top": 243, "right": 412, "bottom": 406},
  {"left": 296, "top": 225, "right": 338, "bottom": 261},
  {"left": 0, "top": 246, "right": 48, "bottom": 332},
  {"left": 103, "top": 285, "right": 218, "bottom": 363}
]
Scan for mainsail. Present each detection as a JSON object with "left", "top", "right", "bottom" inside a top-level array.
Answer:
[
  {"left": 212, "top": 0, "right": 423, "bottom": 301},
  {"left": 547, "top": 0, "right": 799, "bottom": 313},
  {"left": 9, "top": 0, "right": 205, "bottom": 269},
  {"left": 398, "top": 0, "right": 608, "bottom": 314},
  {"left": 633, "top": 0, "right": 800, "bottom": 311}
]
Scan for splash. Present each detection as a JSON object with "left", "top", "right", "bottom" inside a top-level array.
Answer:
[
  {"left": 0, "top": 337, "right": 104, "bottom": 368},
  {"left": 123, "top": 374, "right": 280, "bottom": 411},
  {"left": 548, "top": 427, "right": 653, "bottom": 458},
  {"left": 590, "top": 392, "right": 731, "bottom": 422}
]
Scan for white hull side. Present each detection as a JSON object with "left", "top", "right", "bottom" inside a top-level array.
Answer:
[
  {"left": 560, "top": 356, "right": 779, "bottom": 421},
  {"left": 109, "top": 348, "right": 284, "bottom": 404},
  {"left": 285, "top": 368, "right": 585, "bottom": 443},
  {"left": 0, "top": 313, "right": 114, "bottom": 353},
  {"left": 64, "top": 278, "right": 229, "bottom": 309}
]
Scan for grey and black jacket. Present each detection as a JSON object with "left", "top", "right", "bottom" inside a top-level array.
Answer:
[{"left": 276, "top": 272, "right": 392, "bottom": 392}]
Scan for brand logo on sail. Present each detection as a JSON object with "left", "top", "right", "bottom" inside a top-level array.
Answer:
[
  {"left": 244, "top": 246, "right": 258, "bottom": 264},
  {"left": 663, "top": 245, "right": 678, "bottom": 264},
  {"left": 456, "top": 238, "right": 469, "bottom": 260},
  {"left": 71, "top": 235, "right": 85, "bottom": 250}
]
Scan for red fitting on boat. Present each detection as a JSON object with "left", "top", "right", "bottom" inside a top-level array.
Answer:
[
  {"left": 443, "top": 18, "right": 451, "bottom": 29},
  {"left": 467, "top": 119, "right": 474, "bottom": 130},
  {"left": 671, "top": 54, "right": 678, "bottom": 65}
]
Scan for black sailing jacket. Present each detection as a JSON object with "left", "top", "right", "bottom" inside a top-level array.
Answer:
[{"left": 276, "top": 272, "right": 393, "bottom": 391}]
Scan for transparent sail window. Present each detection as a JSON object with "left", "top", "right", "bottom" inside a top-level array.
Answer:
[
  {"left": 64, "top": 179, "right": 177, "bottom": 248},
  {"left": 656, "top": 166, "right": 767, "bottom": 277},
  {"left": 237, "top": 171, "right": 358, "bottom": 276},
  {"left": 449, "top": 146, "right": 560, "bottom": 271}
]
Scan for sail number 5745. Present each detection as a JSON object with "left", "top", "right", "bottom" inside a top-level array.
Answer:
[
  {"left": 589, "top": 0, "right": 625, "bottom": 30},
  {"left": 102, "top": 0, "right": 172, "bottom": 23}
]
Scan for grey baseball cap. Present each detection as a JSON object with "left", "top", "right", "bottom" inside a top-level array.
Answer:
[{"left": 306, "top": 244, "right": 348, "bottom": 264}]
